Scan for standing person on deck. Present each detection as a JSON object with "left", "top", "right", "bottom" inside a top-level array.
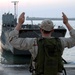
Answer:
[{"left": 8, "top": 12, "right": 75, "bottom": 75}]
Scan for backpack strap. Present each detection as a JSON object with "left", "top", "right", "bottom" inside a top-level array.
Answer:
[{"left": 29, "top": 56, "right": 36, "bottom": 73}]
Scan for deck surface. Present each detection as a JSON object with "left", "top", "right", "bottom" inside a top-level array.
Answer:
[{"left": 0, "top": 64, "right": 75, "bottom": 75}]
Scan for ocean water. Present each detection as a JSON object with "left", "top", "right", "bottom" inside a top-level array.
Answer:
[{"left": 62, "top": 47, "right": 75, "bottom": 64}]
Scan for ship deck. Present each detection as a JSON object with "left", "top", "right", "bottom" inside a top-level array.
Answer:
[{"left": 0, "top": 64, "right": 74, "bottom": 75}]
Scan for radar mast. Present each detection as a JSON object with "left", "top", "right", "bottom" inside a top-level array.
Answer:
[{"left": 11, "top": 1, "right": 19, "bottom": 19}]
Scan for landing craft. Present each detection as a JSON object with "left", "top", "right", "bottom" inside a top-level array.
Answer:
[{"left": 0, "top": 1, "right": 68, "bottom": 64}]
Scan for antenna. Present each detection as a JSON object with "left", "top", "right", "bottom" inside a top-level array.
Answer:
[{"left": 11, "top": 1, "right": 19, "bottom": 19}]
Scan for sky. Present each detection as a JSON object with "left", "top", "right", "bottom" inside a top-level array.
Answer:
[
  {"left": 0, "top": 0, "right": 75, "bottom": 33},
  {"left": 0, "top": 0, "right": 75, "bottom": 19}
]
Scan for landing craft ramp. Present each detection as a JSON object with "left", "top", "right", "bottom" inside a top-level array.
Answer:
[{"left": 19, "top": 25, "right": 66, "bottom": 38}]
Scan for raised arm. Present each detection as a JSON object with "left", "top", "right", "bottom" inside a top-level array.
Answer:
[
  {"left": 15, "top": 12, "right": 25, "bottom": 31},
  {"left": 60, "top": 12, "right": 75, "bottom": 49},
  {"left": 62, "top": 12, "right": 73, "bottom": 31}
]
